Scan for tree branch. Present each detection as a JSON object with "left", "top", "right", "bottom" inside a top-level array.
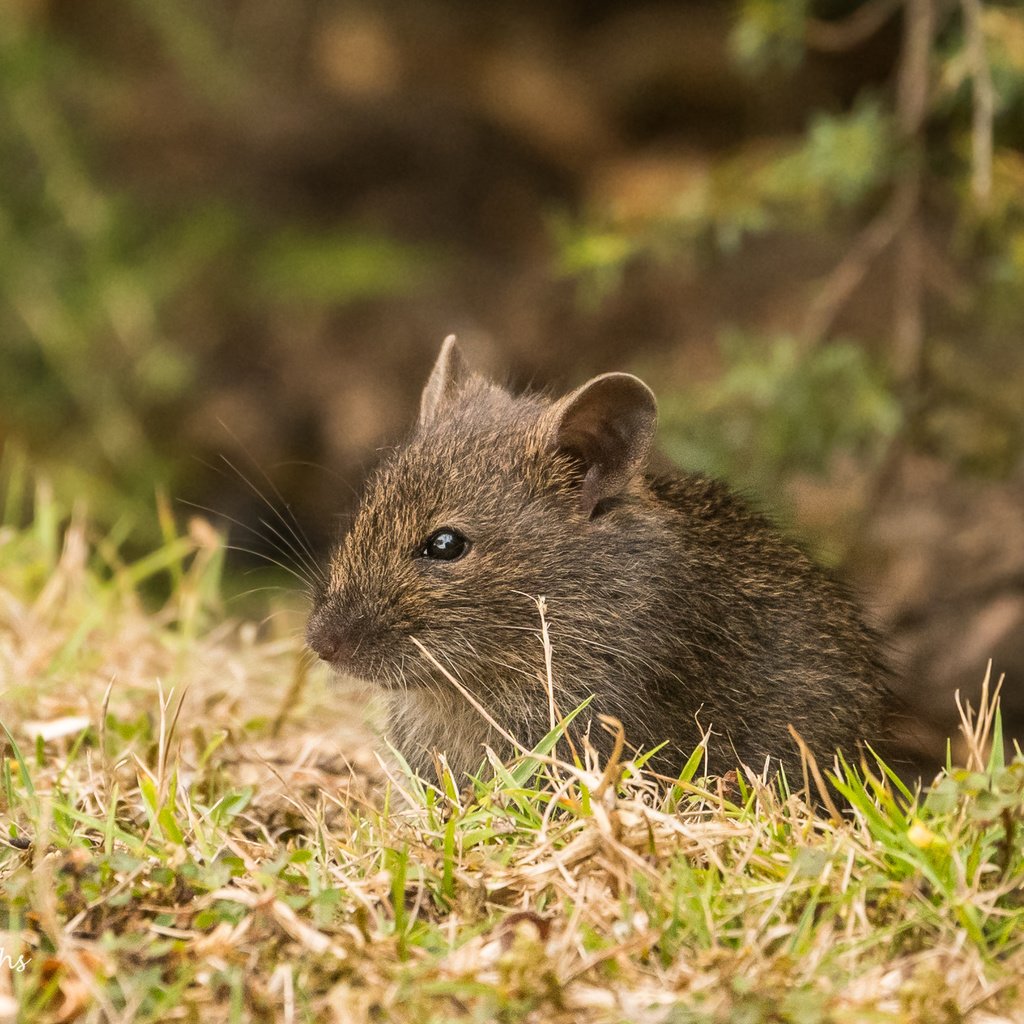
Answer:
[
  {"left": 960, "top": 0, "right": 995, "bottom": 207},
  {"left": 799, "top": 182, "right": 915, "bottom": 347},
  {"left": 806, "top": 0, "right": 903, "bottom": 53}
]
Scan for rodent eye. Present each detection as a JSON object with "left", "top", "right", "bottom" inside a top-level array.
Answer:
[{"left": 418, "top": 527, "right": 470, "bottom": 561}]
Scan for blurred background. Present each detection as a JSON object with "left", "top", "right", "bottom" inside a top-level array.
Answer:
[{"left": 1, "top": 0, "right": 1022, "bottom": 763}]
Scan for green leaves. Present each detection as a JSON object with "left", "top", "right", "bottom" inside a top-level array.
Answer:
[
  {"left": 559, "top": 99, "right": 894, "bottom": 293},
  {"left": 658, "top": 331, "right": 900, "bottom": 512},
  {"left": 732, "top": 0, "right": 811, "bottom": 69},
  {"left": 253, "top": 230, "right": 437, "bottom": 304}
]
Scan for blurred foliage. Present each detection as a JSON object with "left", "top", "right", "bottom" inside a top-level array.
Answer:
[
  {"left": 0, "top": 19, "right": 182, "bottom": 522},
  {"left": 1, "top": 0, "right": 1023, "bottom": 548},
  {"left": 732, "top": 0, "right": 812, "bottom": 68},
  {"left": 253, "top": 231, "right": 437, "bottom": 305},
  {"left": 563, "top": 0, "right": 1024, "bottom": 500},
  {"left": 0, "top": 8, "right": 433, "bottom": 539},
  {"left": 658, "top": 332, "right": 901, "bottom": 500},
  {"left": 561, "top": 99, "right": 894, "bottom": 265}
]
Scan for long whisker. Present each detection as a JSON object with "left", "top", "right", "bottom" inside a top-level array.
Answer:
[
  {"left": 254, "top": 511, "right": 325, "bottom": 585},
  {"left": 213, "top": 423, "right": 325, "bottom": 557},
  {"left": 179, "top": 470, "right": 325, "bottom": 591},
  {"left": 218, "top": 452, "right": 325, "bottom": 586},
  {"left": 220, "top": 542, "right": 318, "bottom": 591},
  {"left": 273, "top": 459, "right": 360, "bottom": 500},
  {"left": 193, "top": 431, "right": 325, "bottom": 587},
  {"left": 177, "top": 496, "right": 319, "bottom": 585}
]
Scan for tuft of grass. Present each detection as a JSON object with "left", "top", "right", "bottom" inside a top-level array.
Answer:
[{"left": 1, "top": 488, "right": 1023, "bottom": 1023}]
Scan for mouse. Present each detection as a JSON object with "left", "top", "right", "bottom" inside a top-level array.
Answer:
[{"left": 307, "top": 336, "right": 890, "bottom": 783}]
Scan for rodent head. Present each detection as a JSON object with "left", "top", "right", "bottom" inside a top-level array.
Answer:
[{"left": 306, "top": 336, "right": 658, "bottom": 698}]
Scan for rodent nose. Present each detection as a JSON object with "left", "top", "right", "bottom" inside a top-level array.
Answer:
[
  {"left": 306, "top": 605, "right": 353, "bottom": 665},
  {"left": 307, "top": 629, "right": 344, "bottom": 663}
]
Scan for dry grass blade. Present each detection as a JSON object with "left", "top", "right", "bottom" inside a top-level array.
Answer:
[{"left": 1, "top": 496, "right": 1022, "bottom": 1023}]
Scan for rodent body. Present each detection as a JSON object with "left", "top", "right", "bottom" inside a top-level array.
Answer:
[{"left": 307, "top": 338, "right": 889, "bottom": 782}]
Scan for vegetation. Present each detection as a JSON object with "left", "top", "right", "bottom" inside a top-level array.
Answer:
[
  {"left": 2, "top": 1, "right": 1023, "bottom": 1019},
  {"left": 566, "top": 0, "right": 1024, "bottom": 501},
  {"left": 0, "top": 6, "right": 434, "bottom": 536},
  {"left": 3, "top": 1, "right": 1023, "bottom": 533},
  {"left": 1, "top": 488, "right": 1022, "bottom": 1023}
]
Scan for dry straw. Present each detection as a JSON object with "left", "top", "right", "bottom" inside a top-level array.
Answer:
[{"left": 0, "top": 492, "right": 1022, "bottom": 1022}]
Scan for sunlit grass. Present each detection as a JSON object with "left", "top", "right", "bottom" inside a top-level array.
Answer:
[{"left": 0, "top": 482, "right": 1022, "bottom": 1023}]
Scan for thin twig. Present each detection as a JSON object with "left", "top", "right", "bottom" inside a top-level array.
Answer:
[
  {"left": 897, "top": 0, "right": 936, "bottom": 137},
  {"left": 960, "top": 0, "right": 995, "bottom": 207},
  {"left": 891, "top": 0, "right": 943, "bottom": 384},
  {"left": 802, "top": 0, "right": 939, "bottom": 351},
  {"left": 799, "top": 183, "right": 915, "bottom": 346},
  {"left": 806, "top": 0, "right": 902, "bottom": 52}
]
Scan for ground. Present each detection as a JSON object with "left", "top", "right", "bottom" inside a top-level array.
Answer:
[{"left": 1, "top": 495, "right": 1023, "bottom": 1023}]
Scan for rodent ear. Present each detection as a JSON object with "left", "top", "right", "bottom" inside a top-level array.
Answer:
[
  {"left": 419, "top": 334, "right": 471, "bottom": 427},
  {"left": 545, "top": 372, "right": 657, "bottom": 516}
]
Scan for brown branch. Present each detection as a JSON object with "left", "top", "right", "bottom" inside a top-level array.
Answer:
[
  {"left": 891, "top": 0, "right": 936, "bottom": 384},
  {"left": 799, "top": 182, "right": 915, "bottom": 347},
  {"left": 800, "top": 0, "right": 941, "bottom": 351},
  {"left": 806, "top": 0, "right": 903, "bottom": 53},
  {"left": 893, "top": 189, "right": 925, "bottom": 383},
  {"left": 960, "top": 0, "right": 995, "bottom": 207},
  {"left": 896, "top": 0, "right": 936, "bottom": 137}
]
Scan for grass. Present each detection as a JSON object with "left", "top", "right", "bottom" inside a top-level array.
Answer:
[{"left": 1, "top": 481, "right": 1023, "bottom": 1023}]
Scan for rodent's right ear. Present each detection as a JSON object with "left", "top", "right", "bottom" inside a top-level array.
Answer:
[
  {"left": 419, "top": 334, "right": 471, "bottom": 428},
  {"left": 543, "top": 372, "right": 657, "bottom": 516}
]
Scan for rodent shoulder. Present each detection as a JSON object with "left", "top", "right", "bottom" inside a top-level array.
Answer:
[{"left": 645, "top": 473, "right": 777, "bottom": 537}]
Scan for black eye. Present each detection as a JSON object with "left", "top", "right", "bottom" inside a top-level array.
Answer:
[{"left": 418, "top": 527, "right": 470, "bottom": 561}]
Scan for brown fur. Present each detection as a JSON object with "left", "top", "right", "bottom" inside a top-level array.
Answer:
[{"left": 307, "top": 339, "right": 890, "bottom": 782}]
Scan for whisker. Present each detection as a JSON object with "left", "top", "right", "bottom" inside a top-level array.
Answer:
[
  {"left": 194, "top": 439, "right": 326, "bottom": 587},
  {"left": 218, "top": 452, "right": 325, "bottom": 585},
  {"left": 254, "top": 511, "right": 326, "bottom": 586},
  {"left": 220, "top": 542, "right": 318, "bottom": 591},
  {"left": 272, "top": 458, "right": 360, "bottom": 498},
  {"left": 177, "top": 492, "right": 323, "bottom": 591},
  {"left": 225, "top": 584, "right": 295, "bottom": 604}
]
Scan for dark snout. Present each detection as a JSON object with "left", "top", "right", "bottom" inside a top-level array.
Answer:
[
  {"left": 306, "top": 619, "right": 345, "bottom": 664},
  {"left": 306, "top": 597, "right": 357, "bottom": 666}
]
